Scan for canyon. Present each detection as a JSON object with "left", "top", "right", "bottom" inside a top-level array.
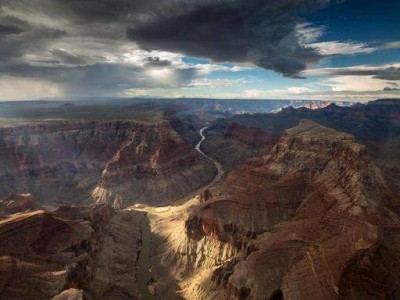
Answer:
[
  {"left": 135, "top": 118, "right": 400, "bottom": 300},
  {"left": 0, "top": 99, "right": 400, "bottom": 299},
  {"left": 0, "top": 116, "right": 215, "bottom": 208}
]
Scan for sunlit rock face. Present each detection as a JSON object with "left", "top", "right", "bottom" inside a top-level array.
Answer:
[
  {"left": 0, "top": 119, "right": 215, "bottom": 207},
  {"left": 0, "top": 204, "right": 143, "bottom": 299},
  {"left": 158, "top": 120, "right": 400, "bottom": 300}
]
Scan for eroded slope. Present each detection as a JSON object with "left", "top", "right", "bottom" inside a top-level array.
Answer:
[{"left": 145, "top": 120, "right": 400, "bottom": 300}]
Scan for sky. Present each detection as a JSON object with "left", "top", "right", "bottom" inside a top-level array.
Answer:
[{"left": 0, "top": 0, "right": 399, "bottom": 101}]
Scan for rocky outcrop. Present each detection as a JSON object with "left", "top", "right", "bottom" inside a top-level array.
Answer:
[
  {"left": 0, "top": 204, "right": 143, "bottom": 299},
  {"left": 0, "top": 119, "right": 215, "bottom": 207},
  {"left": 152, "top": 120, "right": 400, "bottom": 300},
  {"left": 213, "top": 120, "right": 397, "bottom": 300},
  {"left": 0, "top": 193, "right": 38, "bottom": 215}
]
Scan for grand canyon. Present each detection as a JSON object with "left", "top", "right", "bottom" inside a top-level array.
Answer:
[
  {"left": 0, "top": 98, "right": 399, "bottom": 300},
  {"left": 1, "top": 0, "right": 400, "bottom": 299}
]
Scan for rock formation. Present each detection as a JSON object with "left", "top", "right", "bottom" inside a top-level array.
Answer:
[
  {"left": 0, "top": 203, "right": 143, "bottom": 299},
  {"left": 92, "top": 121, "right": 215, "bottom": 208},
  {"left": 2, "top": 99, "right": 400, "bottom": 300},
  {"left": 149, "top": 119, "right": 400, "bottom": 300},
  {"left": 0, "top": 193, "right": 38, "bottom": 215},
  {"left": 0, "top": 119, "right": 215, "bottom": 207},
  {"left": 203, "top": 99, "right": 400, "bottom": 201}
]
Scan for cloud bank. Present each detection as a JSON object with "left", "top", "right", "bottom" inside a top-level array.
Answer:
[{"left": 0, "top": 0, "right": 399, "bottom": 100}]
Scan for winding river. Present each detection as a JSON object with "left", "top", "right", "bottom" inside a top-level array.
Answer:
[{"left": 136, "top": 126, "right": 224, "bottom": 300}]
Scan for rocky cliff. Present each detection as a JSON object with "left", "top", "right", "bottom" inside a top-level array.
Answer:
[
  {"left": 0, "top": 203, "right": 145, "bottom": 299},
  {"left": 202, "top": 100, "right": 400, "bottom": 190},
  {"left": 149, "top": 120, "right": 400, "bottom": 300},
  {"left": 0, "top": 119, "right": 215, "bottom": 207}
]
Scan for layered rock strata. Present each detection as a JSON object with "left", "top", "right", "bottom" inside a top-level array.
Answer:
[
  {"left": 150, "top": 120, "right": 400, "bottom": 300},
  {"left": 0, "top": 204, "right": 143, "bottom": 299},
  {"left": 0, "top": 119, "right": 215, "bottom": 207}
]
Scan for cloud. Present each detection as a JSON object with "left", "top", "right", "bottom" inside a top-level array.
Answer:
[
  {"left": 308, "top": 41, "right": 376, "bottom": 55},
  {"left": 128, "top": 0, "right": 329, "bottom": 78},
  {"left": 380, "top": 41, "right": 400, "bottom": 50},
  {"left": 296, "top": 23, "right": 326, "bottom": 45},
  {"left": 188, "top": 78, "right": 248, "bottom": 88},
  {"left": 304, "top": 63, "right": 400, "bottom": 81},
  {"left": 298, "top": 24, "right": 400, "bottom": 56},
  {"left": 287, "top": 86, "right": 314, "bottom": 94},
  {"left": 321, "top": 75, "right": 397, "bottom": 92},
  {"left": 50, "top": 49, "right": 89, "bottom": 65},
  {"left": 0, "top": 0, "right": 399, "bottom": 100},
  {"left": 299, "top": 37, "right": 400, "bottom": 56}
]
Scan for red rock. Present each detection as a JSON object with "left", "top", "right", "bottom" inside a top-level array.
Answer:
[
  {"left": 178, "top": 120, "right": 400, "bottom": 300},
  {"left": 0, "top": 204, "right": 143, "bottom": 299}
]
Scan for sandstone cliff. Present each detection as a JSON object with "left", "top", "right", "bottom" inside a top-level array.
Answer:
[{"left": 0, "top": 119, "right": 215, "bottom": 207}]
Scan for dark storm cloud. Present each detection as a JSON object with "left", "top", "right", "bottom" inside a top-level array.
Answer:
[
  {"left": 1, "top": 0, "right": 329, "bottom": 75},
  {"left": 0, "top": 25, "right": 66, "bottom": 62},
  {"left": 128, "top": 0, "right": 328, "bottom": 77},
  {"left": 0, "top": 0, "right": 337, "bottom": 98}
]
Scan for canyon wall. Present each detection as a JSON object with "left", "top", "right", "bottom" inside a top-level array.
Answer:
[
  {"left": 202, "top": 100, "right": 400, "bottom": 187},
  {"left": 0, "top": 203, "right": 144, "bottom": 299},
  {"left": 0, "top": 119, "right": 215, "bottom": 207},
  {"left": 150, "top": 119, "right": 400, "bottom": 300}
]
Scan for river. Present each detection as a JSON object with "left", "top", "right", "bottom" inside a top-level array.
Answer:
[
  {"left": 195, "top": 126, "right": 225, "bottom": 187},
  {"left": 136, "top": 126, "right": 224, "bottom": 300}
]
